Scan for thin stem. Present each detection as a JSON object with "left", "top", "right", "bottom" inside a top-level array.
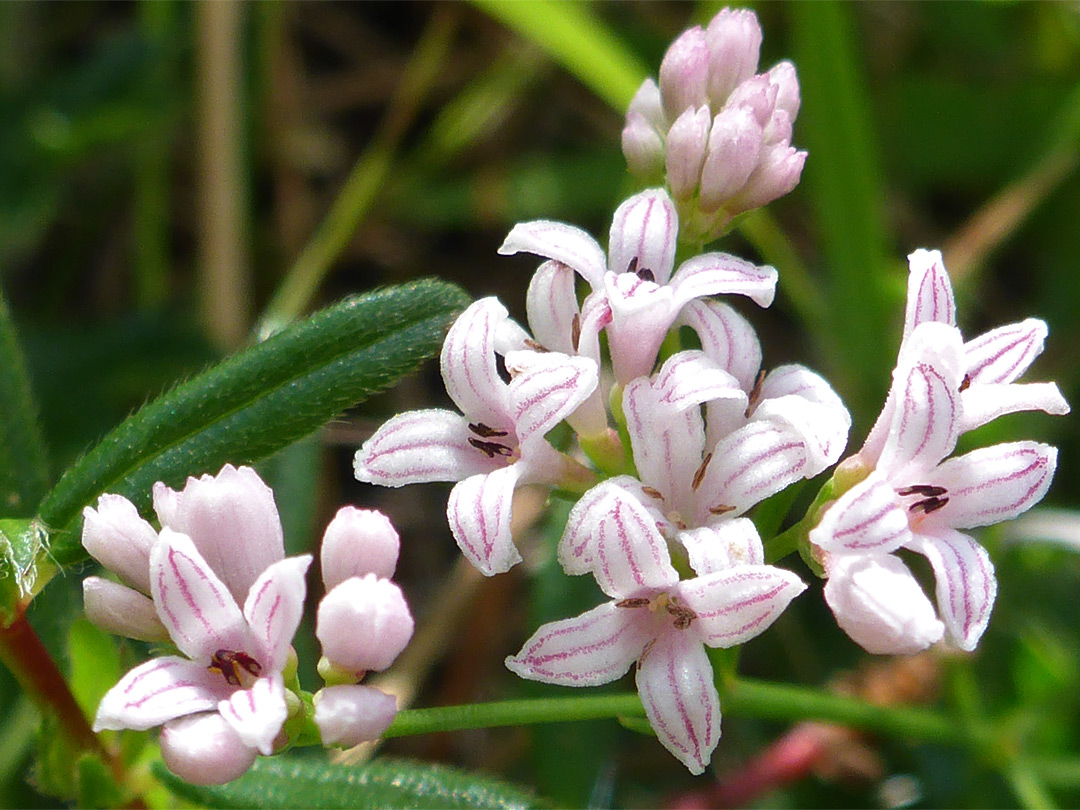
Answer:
[{"left": 1003, "top": 758, "right": 1059, "bottom": 810}]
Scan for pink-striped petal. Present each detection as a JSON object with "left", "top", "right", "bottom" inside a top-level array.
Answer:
[
  {"left": 903, "top": 249, "right": 956, "bottom": 340},
  {"left": 499, "top": 220, "right": 607, "bottom": 289},
  {"left": 927, "top": 442, "right": 1057, "bottom": 529},
  {"left": 810, "top": 472, "right": 910, "bottom": 555},
  {"left": 605, "top": 270, "right": 677, "bottom": 383},
  {"left": 823, "top": 553, "right": 944, "bottom": 655},
  {"left": 680, "top": 520, "right": 764, "bottom": 576},
  {"left": 753, "top": 393, "right": 850, "bottom": 475},
  {"left": 218, "top": 675, "right": 288, "bottom": 756},
  {"left": 150, "top": 529, "right": 252, "bottom": 663},
  {"left": 558, "top": 480, "right": 651, "bottom": 576},
  {"left": 506, "top": 351, "right": 598, "bottom": 446},
  {"left": 677, "top": 299, "right": 762, "bottom": 392},
  {"left": 908, "top": 530, "right": 995, "bottom": 652},
  {"left": 525, "top": 261, "right": 579, "bottom": 355},
  {"left": 678, "top": 564, "right": 806, "bottom": 647},
  {"left": 243, "top": 555, "right": 311, "bottom": 672},
  {"left": 447, "top": 465, "right": 523, "bottom": 576},
  {"left": 608, "top": 189, "right": 679, "bottom": 284},
  {"left": 93, "top": 656, "right": 230, "bottom": 732},
  {"left": 440, "top": 298, "right": 513, "bottom": 429},
  {"left": 505, "top": 601, "right": 649, "bottom": 687},
  {"left": 669, "top": 253, "right": 777, "bottom": 310},
  {"left": 961, "top": 382, "right": 1070, "bottom": 432},
  {"left": 653, "top": 351, "right": 747, "bottom": 413},
  {"left": 592, "top": 492, "right": 679, "bottom": 598},
  {"left": 636, "top": 631, "right": 720, "bottom": 776},
  {"left": 964, "top": 319, "right": 1047, "bottom": 385}
]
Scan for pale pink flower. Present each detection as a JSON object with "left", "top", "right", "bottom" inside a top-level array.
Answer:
[
  {"left": 354, "top": 298, "right": 598, "bottom": 576},
  {"left": 507, "top": 488, "right": 805, "bottom": 774},
  {"left": 812, "top": 322, "right": 1058, "bottom": 654},
  {"left": 500, "top": 188, "right": 776, "bottom": 383}
]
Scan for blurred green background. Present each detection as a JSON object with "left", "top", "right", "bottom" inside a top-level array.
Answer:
[{"left": 1, "top": 2, "right": 1078, "bottom": 807}]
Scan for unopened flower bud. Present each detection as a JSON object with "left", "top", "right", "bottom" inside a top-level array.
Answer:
[
  {"left": 767, "top": 61, "right": 800, "bottom": 119},
  {"left": 659, "top": 26, "right": 711, "bottom": 121},
  {"left": 699, "top": 107, "right": 762, "bottom": 212},
  {"left": 83, "top": 576, "right": 169, "bottom": 642},
  {"left": 160, "top": 712, "right": 257, "bottom": 785},
  {"left": 665, "top": 106, "right": 711, "bottom": 200},
  {"left": 704, "top": 7, "right": 763, "bottom": 105},
  {"left": 320, "top": 507, "right": 400, "bottom": 590},
  {"left": 314, "top": 685, "right": 397, "bottom": 747},
  {"left": 316, "top": 575, "right": 414, "bottom": 677},
  {"left": 622, "top": 113, "right": 666, "bottom": 180},
  {"left": 729, "top": 144, "right": 806, "bottom": 213},
  {"left": 82, "top": 494, "right": 157, "bottom": 593}
]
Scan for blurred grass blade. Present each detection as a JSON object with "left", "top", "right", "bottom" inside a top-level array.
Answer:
[
  {"left": 473, "top": 0, "right": 648, "bottom": 113},
  {"left": 35, "top": 280, "right": 469, "bottom": 567},
  {"left": 789, "top": 2, "right": 893, "bottom": 419},
  {"left": 0, "top": 289, "right": 48, "bottom": 518},
  {"left": 155, "top": 756, "right": 540, "bottom": 810}
]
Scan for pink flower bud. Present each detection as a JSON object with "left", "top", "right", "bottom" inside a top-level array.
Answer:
[
  {"left": 659, "top": 26, "right": 710, "bottom": 121},
  {"left": 626, "top": 78, "right": 667, "bottom": 134},
  {"left": 314, "top": 685, "right": 397, "bottom": 747},
  {"left": 767, "top": 61, "right": 801, "bottom": 120},
  {"left": 320, "top": 507, "right": 400, "bottom": 590},
  {"left": 724, "top": 75, "right": 778, "bottom": 127},
  {"left": 698, "top": 107, "right": 762, "bottom": 212},
  {"left": 159, "top": 712, "right": 257, "bottom": 785},
  {"left": 705, "top": 8, "right": 763, "bottom": 105},
  {"left": 82, "top": 494, "right": 157, "bottom": 593},
  {"left": 316, "top": 575, "right": 414, "bottom": 676},
  {"left": 665, "top": 106, "right": 711, "bottom": 200},
  {"left": 729, "top": 145, "right": 806, "bottom": 213},
  {"left": 622, "top": 113, "right": 666, "bottom": 180},
  {"left": 83, "top": 576, "right": 169, "bottom": 643}
]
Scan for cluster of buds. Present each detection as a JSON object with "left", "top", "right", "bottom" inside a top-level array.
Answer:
[
  {"left": 82, "top": 466, "right": 413, "bottom": 784},
  {"left": 622, "top": 8, "right": 806, "bottom": 243}
]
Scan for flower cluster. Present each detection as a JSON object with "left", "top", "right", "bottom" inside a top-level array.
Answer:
[
  {"left": 83, "top": 465, "right": 413, "bottom": 784},
  {"left": 810, "top": 250, "right": 1069, "bottom": 655}
]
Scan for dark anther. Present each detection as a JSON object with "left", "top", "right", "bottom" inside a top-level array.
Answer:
[
  {"left": 745, "top": 369, "right": 766, "bottom": 418},
  {"left": 709, "top": 504, "right": 736, "bottom": 516},
  {"left": 909, "top": 496, "right": 949, "bottom": 515},
  {"left": 571, "top": 313, "right": 582, "bottom": 352},
  {"left": 896, "top": 484, "right": 947, "bottom": 498},
  {"left": 691, "top": 453, "right": 713, "bottom": 491},
  {"left": 959, "top": 374, "right": 972, "bottom": 393},
  {"left": 616, "top": 597, "right": 651, "bottom": 609},
  {"left": 468, "top": 437, "right": 514, "bottom": 458},
  {"left": 666, "top": 602, "right": 698, "bottom": 630},
  {"left": 627, "top": 256, "right": 656, "bottom": 282},
  {"left": 469, "top": 422, "right": 509, "bottom": 438},
  {"left": 641, "top": 486, "right": 665, "bottom": 500},
  {"left": 627, "top": 256, "right": 638, "bottom": 274},
  {"left": 523, "top": 338, "right": 550, "bottom": 353},
  {"left": 209, "top": 649, "right": 262, "bottom": 686}
]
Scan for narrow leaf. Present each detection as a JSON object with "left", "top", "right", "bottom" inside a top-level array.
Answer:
[
  {"left": 36, "top": 280, "right": 468, "bottom": 567},
  {"left": 155, "top": 756, "right": 540, "bottom": 810}
]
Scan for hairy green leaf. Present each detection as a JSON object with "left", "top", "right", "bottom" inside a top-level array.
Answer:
[
  {"left": 155, "top": 756, "right": 541, "bottom": 810},
  {"left": 35, "top": 280, "right": 468, "bottom": 567}
]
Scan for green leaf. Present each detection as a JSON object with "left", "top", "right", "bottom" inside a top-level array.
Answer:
[
  {"left": 155, "top": 756, "right": 541, "bottom": 810},
  {"left": 35, "top": 280, "right": 468, "bottom": 568}
]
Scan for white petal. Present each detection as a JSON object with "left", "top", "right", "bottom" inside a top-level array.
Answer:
[
  {"left": 505, "top": 602, "right": 648, "bottom": 687},
  {"left": 809, "top": 472, "right": 910, "bottom": 555},
  {"left": 353, "top": 409, "right": 501, "bottom": 486},
  {"left": 506, "top": 351, "right": 598, "bottom": 445},
  {"left": 755, "top": 365, "right": 851, "bottom": 470},
  {"left": 636, "top": 631, "right": 720, "bottom": 776},
  {"left": 678, "top": 564, "right": 805, "bottom": 647},
  {"left": 447, "top": 465, "right": 523, "bottom": 576},
  {"left": 320, "top": 507, "right": 400, "bottom": 589},
  {"left": 608, "top": 188, "right": 678, "bottom": 284},
  {"left": 153, "top": 465, "right": 285, "bottom": 605},
  {"left": 94, "top": 656, "right": 229, "bottom": 732},
  {"left": 680, "top": 520, "right": 764, "bottom": 576},
  {"left": 903, "top": 249, "right": 956, "bottom": 340},
  {"left": 964, "top": 319, "right": 1047, "bottom": 385},
  {"left": 525, "top": 261, "right": 579, "bottom": 355},
  {"left": 218, "top": 675, "right": 288, "bottom": 756},
  {"left": 160, "top": 712, "right": 256, "bottom": 785},
  {"left": 928, "top": 442, "right": 1057, "bottom": 529},
  {"left": 243, "top": 555, "right": 311, "bottom": 672},
  {"left": 960, "top": 382, "right": 1070, "bottom": 432},
  {"left": 677, "top": 299, "right": 762, "bottom": 392},
  {"left": 81, "top": 493, "right": 157, "bottom": 594},
  {"left": 498, "top": 220, "right": 608, "bottom": 289},
  {"left": 314, "top": 685, "right": 398, "bottom": 747},
  {"left": 652, "top": 351, "right": 746, "bottom": 414},
  {"left": 605, "top": 270, "right": 677, "bottom": 383},
  {"left": 824, "top": 554, "right": 944, "bottom": 655},
  {"left": 83, "top": 577, "right": 169, "bottom": 642},
  {"left": 908, "top": 530, "right": 995, "bottom": 652},
  {"left": 592, "top": 493, "right": 679, "bottom": 598},
  {"left": 440, "top": 298, "right": 513, "bottom": 429},
  {"left": 623, "top": 376, "right": 706, "bottom": 510},
  {"left": 669, "top": 253, "right": 777, "bottom": 309},
  {"left": 151, "top": 529, "right": 253, "bottom": 663}
]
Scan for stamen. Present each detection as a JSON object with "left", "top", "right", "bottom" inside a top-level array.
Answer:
[
  {"left": 909, "top": 496, "right": 949, "bottom": 515},
  {"left": 745, "top": 369, "right": 766, "bottom": 418},
  {"left": 665, "top": 600, "right": 698, "bottom": 630},
  {"left": 641, "top": 486, "right": 665, "bottom": 500},
  {"left": 571, "top": 313, "right": 581, "bottom": 352},
  {"left": 468, "top": 437, "right": 514, "bottom": 458},
  {"left": 709, "top": 504, "right": 736, "bottom": 516},
  {"left": 469, "top": 422, "right": 509, "bottom": 438},
  {"left": 896, "top": 484, "right": 947, "bottom": 498},
  {"left": 209, "top": 649, "right": 262, "bottom": 687},
  {"left": 959, "top": 374, "right": 972, "bottom": 393},
  {"left": 523, "top": 338, "right": 549, "bottom": 353},
  {"left": 691, "top": 453, "right": 713, "bottom": 491},
  {"left": 615, "top": 597, "right": 651, "bottom": 609},
  {"left": 636, "top": 267, "right": 655, "bottom": 283}
]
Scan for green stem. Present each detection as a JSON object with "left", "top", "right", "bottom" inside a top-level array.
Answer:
[{"left": 1003, "top": 758, "right": 1059, "bottom": 810}]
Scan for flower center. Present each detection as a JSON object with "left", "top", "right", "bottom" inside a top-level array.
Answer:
[
  {"left": 208, "top": 648, "right": 263, "bottom": 688},
  {"left": 467, "top": 422, "right": 517, "bottom": 461},
  {"left": 896, "top": 484, "right": 949, "bottom": 517},
  {"left": 615, "top": 592, "right": 698, "bottom": 630}
]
